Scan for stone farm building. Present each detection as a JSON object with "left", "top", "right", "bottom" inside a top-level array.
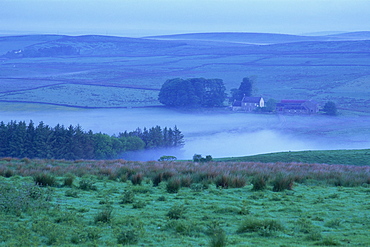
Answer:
[
  {"left": 276, "top": 100, "right": 319, "bottom": 114},
  {"left": 232, "top": 96, "right": 264, "bottom": 112}
]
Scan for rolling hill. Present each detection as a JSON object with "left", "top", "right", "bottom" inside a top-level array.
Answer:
[
  {"left": 0, "top": 32, "right": 369, "bottom": 111},
  {"left": 216, "top": 149, "right": 370, "bottom": 166}
]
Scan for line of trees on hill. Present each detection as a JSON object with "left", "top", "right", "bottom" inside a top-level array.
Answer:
[{"left": 0, "top": 121, "right": 184, "bottom": 160}]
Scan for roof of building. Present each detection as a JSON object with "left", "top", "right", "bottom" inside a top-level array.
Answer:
[
  {"left": 242, "top": 96, "right": 263, "bottom": 103},
  {"left": 232, "top": 100, "right": 242, "bottom": 107}
]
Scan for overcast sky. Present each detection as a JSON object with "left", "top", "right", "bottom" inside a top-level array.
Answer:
[{"left": 1, "top": 0, "right": 369, "bottom": 37}]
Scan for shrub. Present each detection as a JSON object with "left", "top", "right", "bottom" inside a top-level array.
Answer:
[
  {"left": 157, "top": 195, "right": 166, "bottom": 201},
  {"left": 131, "top": 186, "right": 152, "bottom": 194},
  {"left": 3, "top": 169, "right": 14, "bottom": 178},
  {"left": 215, "top": 175, "right": 229, "bottom": 188},
  {"left": 193, "top": 154, "right": 213, "bottom": 162},
  {"left": 34, "top": 173, "right": 57, "bottom": 187},
  {"left": 166, "top": 177, "right": 181, "bottom": 193},
  {"left": 78, "top": 179, "right": 97, "bottom": 191},
  {"left": 323, "top": 101, "right": 338, "bottom": 116},
  {"left": 158, "top": 155, "right": 177, "bottom": 161},
  {"left": 117, "top": 228, "right": 139, "bottom": 245},
  {"left": 94, "top": 206, "right": 113, "bottom": 223},
  {"left": 229, "top": 175, "right": 247, "bottom": 188},
  {"left": 162, "top": 171, "right": 175, "bottom": 180},
  {"left": 65, "top": 189, "right": 79, "bottom": 198},
  {"left": 152, "top": 173, "right": 163, "bottom": 187},
  {"left": 295, "top": 218, "right": 315, "bottom": 234},
  {"left": 119, "top": 174, "right": 128, "bottom": 182},
  {"left": 130, "top": 173, "right": 143, "bottom": 185},
  {"left": 193, "top": 154, "right": 203, "bottom": 162},
  {"left": 132, "top": 200, "right": 146, "bottom": 209},
  {"left": 207, "top": 222, "right": 227, "bottom": 247},
  {"left": 305, "top": 231, "right": 322, "bottom": 241},
  {"left": 63, "top": 175, "right": 74, "bottom": 187},
  {"left": 272, "top": 175, "right": 294, "bottom": 192},
  {"left": 317, "top": 237, "right": 341, "bottom": 246},
  {"left": 153, "top": 171, "right": 175, "bottom": 187},
  {"left": 120, "top": 190, "right": 135, "bottom": 204},
  {"left": 237, "top": 217, "right": 284, "bottom": 235},
  {"left": 85, "top": 226, "right": 102, "bottom": 241},
  {"left": 190, "top": 183, "right": 208, "bottom": 192},
  {"left": 116, "top": 167, "right": 136, "bottom": 178},
  {"left": 165, "top": 219, "right": 200, "bottom": 236},
  {"left": 324, "top": 219, "right": 342, "bottom": 228},
  {"left": 166, "top": 204, "right": 186, "bottom": 219},
  {"left": 180, "top": 175, "right": 193, "bottom": 187},
  {"left": 0, "top": 182, "right": 52, "bottom": 215},
  {"left": 251, "top": 175, "right": 267, "bottom": 191}
]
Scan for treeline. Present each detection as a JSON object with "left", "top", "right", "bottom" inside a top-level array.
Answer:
[{"left": 0, "top": 121, "right": 184, "bottom": 160}]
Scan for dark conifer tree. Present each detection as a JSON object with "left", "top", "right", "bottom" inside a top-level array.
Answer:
[
  {"left": 0, "top": 121, "right": 184, "bottom": 160},
  {"left": 173, "top": 126, "right": 185, "bottom": 147},
  {"left": 0, "top": 121, "right": 8, "bottom": 156}
]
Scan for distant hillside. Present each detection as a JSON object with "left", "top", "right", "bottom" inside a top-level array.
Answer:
[
  {"left": 2, "top": 35, "right": 188, "bottom": 57},
  {"left": 216, "top": 149, "right": 370, "bottom": 166},
  {"left": 0, "top": 34, "right": 63, "bottom": 54},
  {"left": 146, "top": 31, "right": 370, "bottom": 45},
  {"left": 326, "top": 31, "right": 370, "bottom": 40},
  {"left": 3, "top": 33, "right": 370, "bottom": 58},
  {"left": 1, "top": 32, "right": 369, "bottom": 110}
]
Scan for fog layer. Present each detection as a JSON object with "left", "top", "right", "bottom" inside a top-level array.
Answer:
[{"left": 1, "top": 107, "right": 369, "bottom": 160}]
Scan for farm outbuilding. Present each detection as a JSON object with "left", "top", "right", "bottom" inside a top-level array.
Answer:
[{"left": 276, "top": 100, "right": 319, "bottom": 114}]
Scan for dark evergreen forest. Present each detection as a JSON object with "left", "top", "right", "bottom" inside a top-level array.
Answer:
[{"left": 0, "top": 121, "right": 184, "bottom": 160}]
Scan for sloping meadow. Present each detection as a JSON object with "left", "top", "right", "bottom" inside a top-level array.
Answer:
[{"left": 1, "top": 158, "right": 370, "bottom": 246}]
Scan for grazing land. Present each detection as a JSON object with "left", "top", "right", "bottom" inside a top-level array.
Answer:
[
  {"left": 1, "top": 157, "right": 370, "bottom": 246},
  {"left": 217, "top": 149, "right": 370, "bottom": 166},
  {"left": 1, "top": 33, "right": 369, "bottom": 246},
  {"left": 1, "top": 32, "right": 370, "bottom": 111}
]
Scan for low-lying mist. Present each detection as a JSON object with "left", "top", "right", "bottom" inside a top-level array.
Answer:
[
  {"left": 184, "top": 129, "right": 318, "bottom": 159},
  {"left": 1, "top": 106, "right": 370, "bottom": 161}
]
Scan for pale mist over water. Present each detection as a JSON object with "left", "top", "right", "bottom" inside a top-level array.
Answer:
[{"left": 1, "top": 107, "right": 369, "bottom": 161}]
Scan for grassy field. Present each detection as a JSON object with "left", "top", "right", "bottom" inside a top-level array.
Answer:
[
  {"left": 216, "top": 149, "right": 370, "bottom": 166},
  {"left": 1, "top": 157, "right": 370, "bottom": 246},
  {"left": 0, "top": 84, "right": 160, "bottom": 108},
  {"left": 1, "top": 33, "right": 370, "bottom": 112}
]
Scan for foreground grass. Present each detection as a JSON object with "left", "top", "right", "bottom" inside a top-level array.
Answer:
[
  {"left": 1, "top": 158, "right": 370, "bottom": 246},
  {"left": 216, "top": 149, "right": 370, "bottom": 166}
]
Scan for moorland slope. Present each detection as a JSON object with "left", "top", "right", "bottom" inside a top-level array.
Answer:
[{"left": 0, "top": 32, "right": 369, "bottom": 110}]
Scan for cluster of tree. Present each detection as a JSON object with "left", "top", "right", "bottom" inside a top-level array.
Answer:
[
  {"left": 229, "top": 77, "right": 254, "bottom": 102},
  {"left": 158, "top": 78, "right": 226, "bottom": 107},
  {"left": 120, "top": 125, "right": 184, "bottom": 149},
  {"left": 323, "top": 101, "right": 338, "bottom": 116},
  {"left": 0, "top": 121, "right": 184, "bottom": 160},
  {"left": 192, "top": 154, "right": 213, "bottom": 162}
]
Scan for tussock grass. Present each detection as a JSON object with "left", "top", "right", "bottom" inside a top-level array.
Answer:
[
  {"left": 0, "top": 157, "right": 369, "bottom": 246},
  {"left": 2, "top": 157, "right": 369, "bottom": 188}
]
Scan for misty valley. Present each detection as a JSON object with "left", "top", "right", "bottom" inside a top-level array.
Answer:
[
  {"left": 1, "top": 107, "right": 370, "bottom": 161},
  {"left": 1, "top": 32, "right": 370, "bottom": 246}
]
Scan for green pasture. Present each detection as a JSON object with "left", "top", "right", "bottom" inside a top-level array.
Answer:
[
  {"left": 216, "top": 149, "right": 370, "bottom": 166},
  {"left": 1, "top": 35, "right": 370, "bottom": 111},
  {"left": 1, "top": 159, "right": 370, "bottom": 246},
  {"left": 0, "top": 84, "right": 160, "bottom": 108}
]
